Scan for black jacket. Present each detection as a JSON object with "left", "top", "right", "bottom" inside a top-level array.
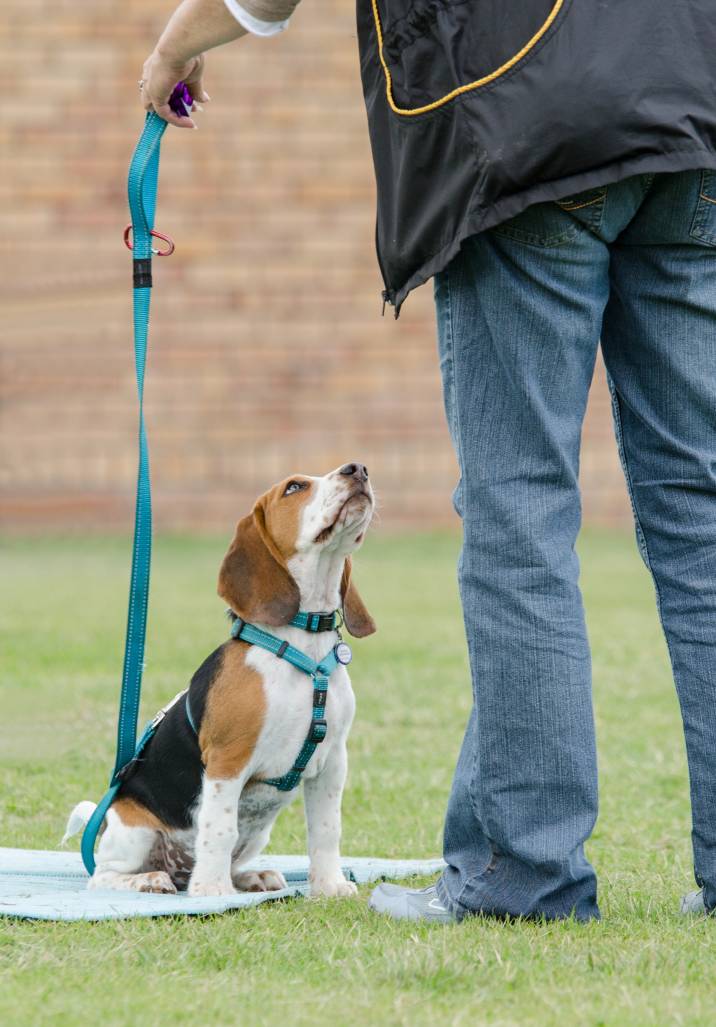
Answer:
[{"left": 357, "top": 0, "right": 716, "bottom": 314}]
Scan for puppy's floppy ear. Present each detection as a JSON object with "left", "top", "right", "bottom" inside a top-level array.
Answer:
[
  {"left": 218, "top": 500, "right": 300, "bottom": 626},
  {"left": 340, "top": 557, "right": 376, "bottom": 638}
]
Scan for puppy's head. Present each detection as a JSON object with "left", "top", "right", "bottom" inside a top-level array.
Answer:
[{"left": 218, "top": 463, "right": 375, "bottom": 636}]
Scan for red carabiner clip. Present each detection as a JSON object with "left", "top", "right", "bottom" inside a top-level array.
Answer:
[{"left": 123, "top": 224, "right": 175, "bottom": 257}]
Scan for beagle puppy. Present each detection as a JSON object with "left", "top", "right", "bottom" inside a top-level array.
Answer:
[{"left": 70, "top": 463, "right": 375, "bottom": 898}]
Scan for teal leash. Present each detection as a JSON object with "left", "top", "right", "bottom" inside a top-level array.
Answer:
[
  {"left": 81, "top": 110, "right": 170, "bottom": 875},
  {"left": 79, "top": 95, "right": 350, "bottom": 872}
]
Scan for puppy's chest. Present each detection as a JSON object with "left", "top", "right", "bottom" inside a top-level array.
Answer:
[{"left": 246, "top": 645, "right": 355, "bottom": 779}]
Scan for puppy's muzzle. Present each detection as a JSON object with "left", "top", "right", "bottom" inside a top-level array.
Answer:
[{"left": 338, "top": 462, "right": 369, "bottom": 485}]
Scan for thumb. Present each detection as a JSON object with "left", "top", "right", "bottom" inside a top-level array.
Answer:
[{"left": 184, "top": 55, "right": 209, "bottom": 104}]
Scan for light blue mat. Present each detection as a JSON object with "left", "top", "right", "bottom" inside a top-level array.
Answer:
[{"left": 0, "top": 847, "right": 444, "bottom": 922}]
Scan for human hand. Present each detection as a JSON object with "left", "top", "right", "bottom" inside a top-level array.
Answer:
[{"left": 140, "top": 49, "right": 210, "bottom": 129}]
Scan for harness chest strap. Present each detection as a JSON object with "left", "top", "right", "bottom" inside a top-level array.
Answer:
[{"left": 185, "top": 613, "right": 347, "bottom": 792}]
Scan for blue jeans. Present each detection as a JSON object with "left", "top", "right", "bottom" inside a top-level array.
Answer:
[{"left": 433, "top": 171, "right": 716, "bottom": 921}]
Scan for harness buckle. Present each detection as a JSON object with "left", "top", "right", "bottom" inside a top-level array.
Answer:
[
  {"left": 150, "top": 709, "right": 167, "bottom": 730},
  {"left": 308, "top": 719, "right": 327, "bottom": 744}
]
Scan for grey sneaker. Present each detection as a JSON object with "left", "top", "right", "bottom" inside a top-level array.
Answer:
[
  {"left": 680, "top": 889, "right": 709, "bottom": 915},
  {"left": 368, "top": 882, "right": 456, "bottom": 923}
]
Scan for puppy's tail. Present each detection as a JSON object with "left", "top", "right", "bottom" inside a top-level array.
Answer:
[{"left": 61, "top": 800, "right": 97, "bottom": 846}]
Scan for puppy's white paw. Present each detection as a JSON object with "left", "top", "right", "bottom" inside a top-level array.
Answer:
[
  {"left": 233, "top": 869, "right": 288, "bottom": 893},
  {"left": 187, "top": 877, "right": 236, "bottom": 897},
  {"left": 309, "top": 874, "right": 358, "bottom": 899},
  {"left": 136, "top": 871, "right": 177, "bottom": 894},
  {"left": 88, "top": 870, "right": 177, "bottom": 894},
  {"left": 261, "top": 869, "right": 288, "bottom": 892}
]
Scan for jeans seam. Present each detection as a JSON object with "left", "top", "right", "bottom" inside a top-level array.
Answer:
[
  {"left": 606, "top": 371, "right": 680, "bottom": 667},
  {"left": 436, "top": 873, "right": 468, "bottom": 916},
  {"left": 443, "top": 264, "right": 485, "bottom": 829},
  {"left": 438, "top": 260, "right": 485, "bottom": 837},
  {"left": 607, "top": 372, "right": 651, "bottom": 566},
  {"left": 439, "top": 263, "right": 468, "bottom": 519},
  {"left": 453, "top": 877, "right": 474, "bottom": 912},
  {"left": 443, "top": 266, "right": 463, "bottom": 470},
  {"left": 640, "top": 173, "right": 655, "bottom": 200},
  {"left": 609, "top": 371, "right": 713, "bottom": 892},
  {"left": 450, "top": 863, "right": 490, "bottom": 913}
]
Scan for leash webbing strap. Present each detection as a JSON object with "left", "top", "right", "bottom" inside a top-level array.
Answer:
[
  {"left": 115, "top": 111, "right": 167, "bottom": 779},
  {"left": 81, "top": 111, "right": 168, "bottom": 875}
]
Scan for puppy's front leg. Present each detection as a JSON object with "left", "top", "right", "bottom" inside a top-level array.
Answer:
[
  {"left": 304, "top": 743, "right": 357, "bottom": 898},
  {"left": 188, "top": 774, "right": 245, "bottom": 897}
]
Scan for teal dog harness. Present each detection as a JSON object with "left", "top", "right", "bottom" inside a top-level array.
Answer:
[
  {"left": 81, "top": 608, "right": 351, "bottom": 875},
  {"left": 185, "top": 611, "right": 352, "bottom": 792}
]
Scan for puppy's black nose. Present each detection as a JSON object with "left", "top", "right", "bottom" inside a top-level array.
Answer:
[{"left": 340, "top": 462, "right": 369, "bottom": 483}]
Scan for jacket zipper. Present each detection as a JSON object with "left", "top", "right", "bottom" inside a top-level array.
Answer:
[{"left": 375, "top": 218, "right": 396, "bottom": 316}]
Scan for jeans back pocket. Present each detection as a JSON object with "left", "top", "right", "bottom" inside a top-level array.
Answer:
[
  {"left": 555, "top": 185, "right": 607, "bottom": 232},
  {"left": 690, "top": 170, "right": 716, "bottom": 246},
  {"left": 492, "top": 184, "right": 607, "bottom": 248},
  {"left": 492, "top": 201, "right": 580, "bottom": 247}
]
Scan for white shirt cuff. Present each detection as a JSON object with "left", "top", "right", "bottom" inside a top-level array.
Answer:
[{"left": 223, "top": 0, "right": 290, "bottom": 36}]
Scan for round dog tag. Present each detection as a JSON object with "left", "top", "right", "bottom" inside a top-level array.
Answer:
[{"left": 334, "top": 642, "right": 353, "bottom": 665}]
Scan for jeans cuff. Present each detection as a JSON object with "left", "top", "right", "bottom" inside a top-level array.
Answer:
[
  {"left": 435, "top": 872, "right": 469, "bottom": 921},
  {"left": 436, "top": 863, "right": 600, "bottom": 923}
]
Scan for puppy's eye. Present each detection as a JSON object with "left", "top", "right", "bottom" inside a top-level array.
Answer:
[{"left": 284, "top": 480, "right": 307, "bottom": 496}]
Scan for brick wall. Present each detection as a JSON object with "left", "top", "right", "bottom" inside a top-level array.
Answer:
[{"left": 0, "top": 0, "right": 632, "bottom": 533}]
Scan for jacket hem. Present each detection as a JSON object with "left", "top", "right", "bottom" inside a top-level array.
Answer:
[{"left": 389, "top": 147, "right": 716, "bottom": 316}]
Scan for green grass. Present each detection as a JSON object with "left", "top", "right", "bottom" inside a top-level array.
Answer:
[{"left": 1, "top": 528, "right": 714, "bottom": 1026}]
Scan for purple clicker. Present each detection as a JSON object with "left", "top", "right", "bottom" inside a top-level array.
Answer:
[{"left": 169, "top": 81, "right": 194, "bottom": 118}]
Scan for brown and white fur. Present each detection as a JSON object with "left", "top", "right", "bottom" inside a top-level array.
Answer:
[{"left": 65, "top": 463, "right": 375, "bottom": 898}]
